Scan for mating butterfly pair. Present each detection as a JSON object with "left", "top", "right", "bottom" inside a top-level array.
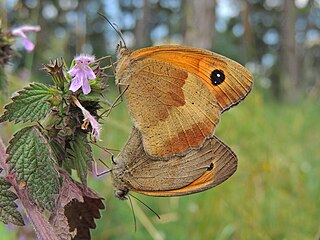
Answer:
[{"left": 111, "top": 44, "right": 253, "bottom": 199}]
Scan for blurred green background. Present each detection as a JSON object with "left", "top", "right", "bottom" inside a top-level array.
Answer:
[{"left": 1, "top": 0, "right": 320, "bottom": 239}]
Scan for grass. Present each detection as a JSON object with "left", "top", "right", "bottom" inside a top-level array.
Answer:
[
  {"left": 93, "top": 87, "right": 320, "bottom": 240},
  {"left": 1, "top": 85, "right": 319, "bottom": 239}
]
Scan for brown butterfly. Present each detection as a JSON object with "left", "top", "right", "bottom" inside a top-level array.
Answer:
[
  {"left": 112, "top": 127, "right": 237, "bottom": 199},
  {"left": 115, "top": 44, "right": 253, "bottom": 159}
]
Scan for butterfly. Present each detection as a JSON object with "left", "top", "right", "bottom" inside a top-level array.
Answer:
[
  {"left": 115, "top": 44, "right": 253, "bottom": 160},
  {"left": 112, "top": 127, "right": 237, "bottom": 199}
]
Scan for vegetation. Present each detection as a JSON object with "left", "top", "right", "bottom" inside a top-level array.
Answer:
[{"left": 0, "top": 0, "right": 319, "bottom": 239}]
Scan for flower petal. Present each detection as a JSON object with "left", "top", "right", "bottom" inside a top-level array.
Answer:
[
  {"left": 82, "top": 77, "right": 91, "bottom": 95},
  {"left": 68, "top": 66, "right": 78, "bottom": 76},
  {"left": 72, "top": 96, "right": 101, "bottom": 140},
  {"left": 69, "top": 77, "right": 82, "bottom": 92},
  {"left": 13, "top": 25, "right": 41, "bottom": 33},
  {"left": 74, "top": 54, "right": 95, "bottom": 64},
  {"left": 86, "top": 114, "right": 101, "bottom": 140},
  {"left": 23, "top": 38, "right": 35, "bottom": 52},
  {"left": 12, "top": 30, "right": 26, "bottom": 39},
  {"left": 86, "top": 68, "right": 96, "bottom": 80}
]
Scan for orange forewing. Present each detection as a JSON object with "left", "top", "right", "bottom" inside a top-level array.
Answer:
[{"left": 129, "top": 45, "right": 253, "bottom": 112}]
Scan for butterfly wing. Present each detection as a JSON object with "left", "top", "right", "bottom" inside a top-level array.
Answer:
[
  {"left": 129, "top": 45, "right": 253, "bottom": 112},
  {"left": 134, "top": 142, "right": 237, "bottom": 196},
  {"left": 112, "top": 127, "right": 237, "bottom": 196},
  {"left": 117, "top": 56, "right": 221, "bottom": 159},
  {"left": 116, "top": 46, "right": 252, "bottom": 159}
]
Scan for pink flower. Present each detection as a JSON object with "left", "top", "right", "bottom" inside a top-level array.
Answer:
[
  {"left": 11, "top": 25, "right": 41, "bottom": 52},
  {"left": 72, "top": 96, "right": 101, "bottom": 140},
  {"left": 68, "top": 54, "right": 96, "bottom": 95}
]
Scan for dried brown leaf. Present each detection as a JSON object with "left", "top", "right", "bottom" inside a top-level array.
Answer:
[{"left": 50, "top": 170, "right": 105, "bottom": 240}]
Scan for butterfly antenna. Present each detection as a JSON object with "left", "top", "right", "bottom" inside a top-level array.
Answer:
[
  {"left": 128, "top": 195, "right": 137, "bottom": 232},
  {"left": 129, "top": 193, "right": 161, "bottom": 220},
  {"left": 97, "top": 12, "right": 127, "bottom": 48}
]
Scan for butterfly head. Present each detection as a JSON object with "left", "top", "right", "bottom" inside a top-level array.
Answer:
[
  {"left": 116, "top": 41, "right": 129, "bottom": 58},
  {"left": 114, "top": 188, "right": 129, "bottom": 200},
  {"left": 112, "top": 157, "right": 130, "bottom": 200},
  {"left": 115, "top": 42, "right": 132, "bottom": 85}
]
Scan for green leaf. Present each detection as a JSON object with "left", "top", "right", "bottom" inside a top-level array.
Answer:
[
  {"left": 0, "top": 83, "right": 57, "bottom": 123},
  {"left": 67, "top": 131, "right": 93, "bottom": 186},
  {"left": 6, "top": 126, "right": 60, "bottom": 211},
  {"left": 0, "top": 177, "right": 24, "bottom": 226},
  {"left": 49, "top": 138, "right": 67, "bottom": 165}
]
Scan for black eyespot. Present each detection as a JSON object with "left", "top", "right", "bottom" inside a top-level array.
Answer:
[
  {"left": 207, "top": 162, "right": 214, "bottom": 171},
  {"left": 210, "top": 69, "right": 225, "bottom": 86}
]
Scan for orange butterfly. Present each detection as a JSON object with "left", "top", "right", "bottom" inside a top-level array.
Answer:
[
  {"left": 115, "top": 44, "right": 253, "bottom": 159},
  {"left": 110, "top": 41, "right": 252, "bottom": 198}
]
